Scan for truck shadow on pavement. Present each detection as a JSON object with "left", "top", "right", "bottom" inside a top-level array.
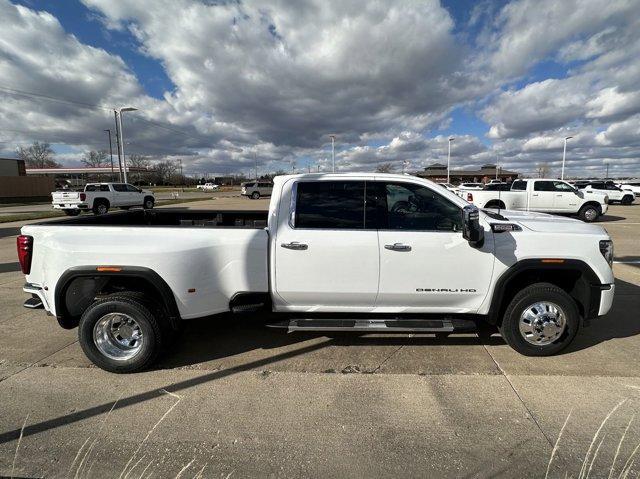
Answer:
[{"left": 159, "top": 277, "right": 640, "bottom": 367}]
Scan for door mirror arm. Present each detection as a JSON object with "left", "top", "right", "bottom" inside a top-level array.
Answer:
[{"left": 462, "top": 205, "right": 484, "bottom": 248}]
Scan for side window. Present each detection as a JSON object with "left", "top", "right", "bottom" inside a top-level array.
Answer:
[
  {"left": 512, "top": 180, "right": 527, "bottom": 190},
  {"left": 125, "top": 184, "right": 139, "bottom": 192},
  {"left": 85, "top": 185, "right": 97, "bottom": 192},
  {"left": 112, "top": 184, "right": 127, "bottom": 192},
  {"left": 258, "top": 183, "right": 272, "bottom": 188},
  {"left": 553, "top": 181, "right": 576, "bottom": 192},
  {"left": 294, "top": 181, "right": 365, "bottom": 229},
  {"left": 534, "top": 181, "right": 555, "bottom": 192},
  {"left": 100, "top": 185, "right": 110, "bottom": 192},
  {"left": 379, "top": 182, "right": 462, "bottom": 231}
]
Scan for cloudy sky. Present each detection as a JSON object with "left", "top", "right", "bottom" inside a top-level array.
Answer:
[{"left": 1, "top": 0, "right": 639, "bottom": 178}]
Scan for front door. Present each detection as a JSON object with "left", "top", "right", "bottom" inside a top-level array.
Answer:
[
  {"left": 552, "top": 181, "right": 581, "bottom": 210},
  {"left": 372, "top": 181, "right": 495, "bottom": 313},
  {"left": 273, "top": 180, "right": 379, "bottom": 310}
]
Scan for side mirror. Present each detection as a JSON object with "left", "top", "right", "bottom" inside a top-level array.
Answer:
[{"left": 462, "top": 205, "right": 484, "bottom": 248}]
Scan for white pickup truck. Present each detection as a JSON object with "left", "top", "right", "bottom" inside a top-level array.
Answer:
[
  {"left": 196, "top": 183, "right": 219, "bottom": 190},
  {"left": 52, "top": 183, "right": 155, "bottom": 216},
  {"left": 20, "top": 173, "right": 614, "bottom": 372},
  {"left": 459, "top": 179, "right": 609, "bottom": 222}
]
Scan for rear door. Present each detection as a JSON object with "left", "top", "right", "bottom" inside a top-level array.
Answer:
[
  {"left": 111, "top": 183, "right": 128, "bottom": 206},
  {"left": 529, "top": 181, "right": 555, "bottom": 210},
  {"left": 372, "top": 180, "right": 494, "bottom": 312},
  {"left": 273, "top": 179, "right": 379, "bottom": 310}
]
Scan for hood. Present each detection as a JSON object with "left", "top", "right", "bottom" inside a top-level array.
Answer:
[{"left": 484, "top": 209, "right": 608, "bottom": 235}]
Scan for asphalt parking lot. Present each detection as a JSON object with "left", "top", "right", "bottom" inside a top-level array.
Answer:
[{"left": 0, "top": 199, "right": 639, "bottom": 478}]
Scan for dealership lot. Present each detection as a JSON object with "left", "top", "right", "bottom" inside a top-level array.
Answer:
[{"left": 0, "top": 200, "right": 639, "bottom": 478}]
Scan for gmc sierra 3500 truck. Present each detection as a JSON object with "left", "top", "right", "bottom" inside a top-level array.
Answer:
[{"left": 18, "top": 173, "right": 615, "bottom": 373}]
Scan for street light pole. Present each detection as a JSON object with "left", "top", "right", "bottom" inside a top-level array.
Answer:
[
  {"left": 447, "top": 137, "right": 454, "bottom": 184},
  {"left": 115, "top": 107, "right": 138, "bottom": 183},
  {"left": 113, "top": 111, "right": 123, "bottom": 181},
  {"left": 329, "top": 134, "right": 336, "bottom": 172},
  {"left": 104, "top": 129, "right": 115, "bottom": 181},
  {"left": 561, "top": 135, "right": 573, "bottom": 180}
]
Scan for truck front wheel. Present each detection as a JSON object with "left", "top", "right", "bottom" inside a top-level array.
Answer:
[
  {"left": 578, "top": 204, "right": 599, "bottom": 222},
  {"left": 499, "top": 283, "right": 580, "bottom": 356},
  {"left": 78, "top": 293, "right": 165, "bottom": 373}
]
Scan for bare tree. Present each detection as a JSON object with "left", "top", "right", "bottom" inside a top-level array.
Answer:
[
  {"left": 376, "top": 163, "right": 394, "bottom": 173},
  {"left": 17, "top": 141, "right": 59, "bottom": 168},
  {"left": 82, "top": 150, "right": 108, "bottom": 168},
  {"left": 535, "top": 162, "right": 551, "bottom": 178},
  {"left": 127, "top": 155, "right": 151, "bottom": 183},
  {"left": 153, "top": 160, "right": 177, "bottom": 185}
]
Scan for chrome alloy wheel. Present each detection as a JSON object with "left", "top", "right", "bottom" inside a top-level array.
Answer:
[
  {"left": 518, "top": 301, "right": 567, "bottom": 345},
  {"left": 93, "top": 313, "right": 143, "bottom": 360},
  {"left": 584, "top": 208, "right": 597, "bottom": 221}
]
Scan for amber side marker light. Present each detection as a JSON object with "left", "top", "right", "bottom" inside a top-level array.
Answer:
[
  {"left": 541, "top": 259, "right": 565, "bottom": 264},
  {"left": 96, "top": 266, "right": 122, "bottom": 272}
]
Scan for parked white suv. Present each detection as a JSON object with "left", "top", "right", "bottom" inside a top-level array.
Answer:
[
  {"left": 52, "top": 183, "right": 155, "bottom": 216},
  {"left": 618, "top": 181, "right": 640, "bottom": 197},
  {"left": 242, "top": 181, "right": 273, "bottom": 199},
  {"left": 580, "top": 181, "right": 634, "bottom": 205}
]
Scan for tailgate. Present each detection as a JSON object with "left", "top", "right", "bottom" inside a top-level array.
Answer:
[{"left": 52, "top": 191, "right": 81, "bottom": 203}]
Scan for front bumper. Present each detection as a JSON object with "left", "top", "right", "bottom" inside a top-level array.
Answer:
[{"left": 598, "top": 283, "right": 615, "bottom": 316}]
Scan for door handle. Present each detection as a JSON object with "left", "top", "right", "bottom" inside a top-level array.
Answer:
[
  {"left": 532, "top": 193, "right": 539, "bottom": 196},
  {"left": 281, "top": 241, "right": 308, "bottom": 250},
  {"left": 384, "top": 243, "right": 412, "bottom": 251}
]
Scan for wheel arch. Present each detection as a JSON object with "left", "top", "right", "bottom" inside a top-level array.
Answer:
[
  {"left": 581, "top": 201, "right": 603, "bottom": 213},
  {"left": 54, "top": 266, "right": 181, "bottom": 330},
  {"left": 487, "top": 259, "right": 605, "bottom": 325}
]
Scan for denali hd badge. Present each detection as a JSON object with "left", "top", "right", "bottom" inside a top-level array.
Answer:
[{"left": 416, "top": 288, "right": 477, "bottom": 293}]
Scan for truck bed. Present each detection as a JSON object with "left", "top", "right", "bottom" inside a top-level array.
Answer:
[{"left": 40, "top": 208, "right": 269, "bottom": 228}]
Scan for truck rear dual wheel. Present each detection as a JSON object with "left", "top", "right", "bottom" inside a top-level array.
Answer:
[
  {"left": 78, "top": 293, "right": 165, "bottom": 373},
  {"left": 500, "top": 283, "right": 580, "bottom": 356}
]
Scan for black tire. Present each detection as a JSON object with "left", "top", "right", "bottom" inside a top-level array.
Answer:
[
  {"left": 143, "top": 196, "right": 155, "bottom": 209},
  {"left": 92, "top": 200, "right": 109, "bottom": 215},
  {"left": 578, "top": 204, "right": 599, "bottom": 222},
  {"left": 64, "top": 210, "right": 81, "bottom": 216},
  {"left": 78, "top": 293, "right": 165, "bottom": 373},
  {"left": 622, "top": 195, "right": 634, "bottom": 205},
  {"left": 499, "top": 282, "right": 580, "bottom": 356},
  {"left": 251, "top": 191, "right": 260, "bottom": 200}
]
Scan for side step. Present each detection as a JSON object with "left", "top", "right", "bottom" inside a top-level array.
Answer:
[
  {"left": 267, "top": 318, "right": 477, "bottom": 333},
  {"left": 23, "top": 297, "right": 43, "bottom": 309}
]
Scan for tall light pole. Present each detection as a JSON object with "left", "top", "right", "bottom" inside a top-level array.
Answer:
[
  {"left": 561, "top": 135, "right": 572, "bottom": 180},
  {"left": 254, "top": 152, "right": 258, "bottom": 180},
  {"left": 104, "top": 129, "right": 115, "bottom": 181},
  {"left": 115, "top": 107, "right": 137, "bottom": 183},
  {"left": 447, "top": 136, "right": 454, "bottom": 184},
  {"left": 329, "top": 134, "right": 336, "bottom": 172}
]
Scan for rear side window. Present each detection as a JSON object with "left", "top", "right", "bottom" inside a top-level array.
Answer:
[
  {"left": 589, "top": 182, "right": 605, "bottom": 190},
  {"left": 294, "top": 181, "right": 364, "bottom": 229},
  {"left": 534, "top": 181, "right": 555, "bottom": 192},
  {"left": 258, "top": 183, "right": 272, "bottom": 188},
  {"left": 85, "top": 185, "right": 97, "bottom": 192},
  {"left": 100, "top": 185, "right": 110, "bottom": 192},
  {"left": 511, "top": 180, "right": 527, "bottom": 190}
]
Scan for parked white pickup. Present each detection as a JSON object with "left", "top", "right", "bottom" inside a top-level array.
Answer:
[
  {"left": 23, "top": 173, "right": 615, "bottom": 372},
  {"left": 52, "top": 183, "right": 155, "bottom": 216},
  {"left": 458, "top": 179, "right": 609, "bottom": 222}
]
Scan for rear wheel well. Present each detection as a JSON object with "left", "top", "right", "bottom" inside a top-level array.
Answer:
[
  {"left": 491, "top": 266, "right": 596, "bottom": 325},
  {"left": 485, "top": 200, "right": 506, "bottom": 209},
  {"left": 57, "top": 272, "right": 180, "bottom": 330},
  {"left": 93, "top": 197, "right": 110, "bottom": 208}
]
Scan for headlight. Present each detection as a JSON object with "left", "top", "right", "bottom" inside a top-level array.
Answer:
[{"left": 599, "top": 240, "right": 614, "bottom": 266}]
